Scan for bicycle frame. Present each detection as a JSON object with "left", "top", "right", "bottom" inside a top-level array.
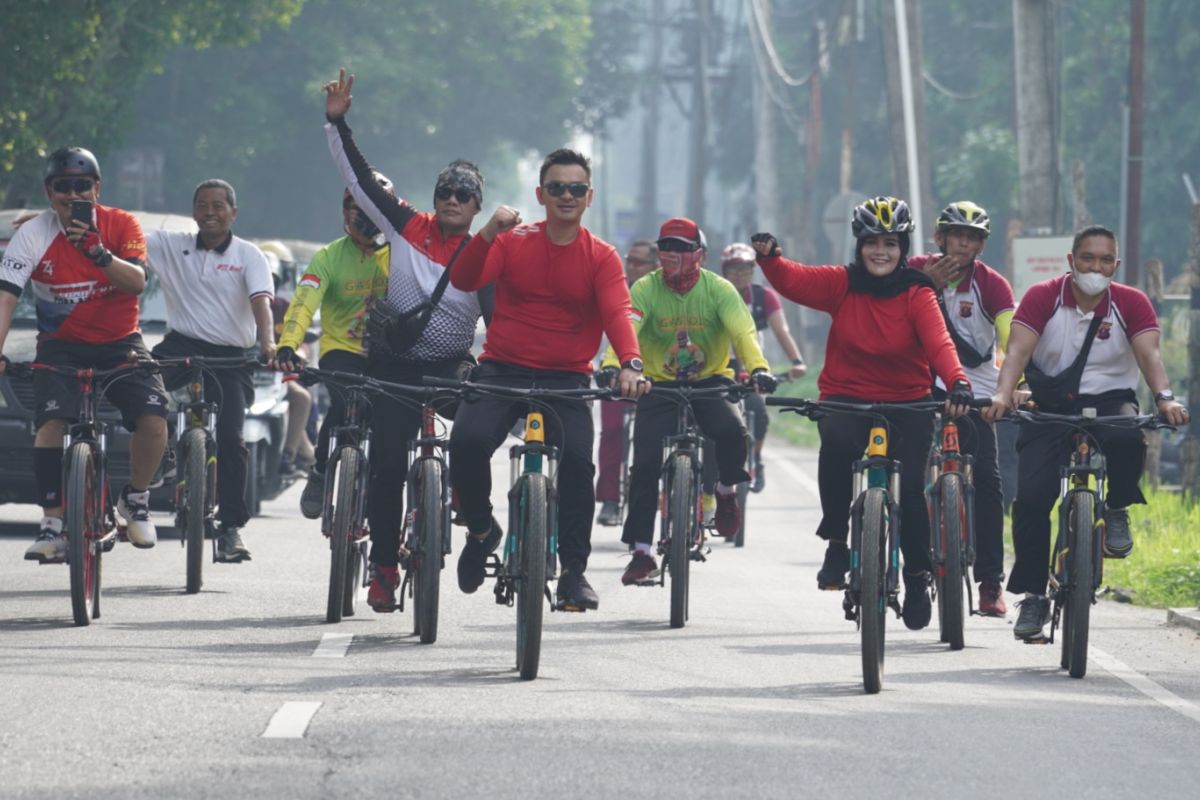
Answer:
[
  {"left": 847, "top": 422, "right": 904, "bottom": 619},
  {"left": 656, "top": 400, "right": 706, "bottom": 574},
  {"left": 926, "top": 415, "right": 977, "bottom": 581},
  {"left": 321, "top": 383, "right": 372, "bottom": 542},
  {"left": 1047, "top": 432, "right": 1106, "bottom": 629}
]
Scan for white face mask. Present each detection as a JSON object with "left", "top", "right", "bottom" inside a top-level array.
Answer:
[{"left": 1072, "top": 268, "right": 1111, "bottom": 296}]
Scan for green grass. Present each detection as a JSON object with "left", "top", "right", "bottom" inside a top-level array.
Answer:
[
  {"left": 768, "top": 359, "right": 822, "bottom": 448},
  {"left": 1103, "top": 487, "right": 1200, "bottom": 608}
]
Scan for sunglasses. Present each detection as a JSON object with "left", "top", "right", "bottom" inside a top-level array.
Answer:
[
  {"left": 543, "top": 181, "right": 590, "bottom": 199},
  {"left": 51, "top": 178, "right": 95, "bottom": 194},
  {"left": 435, "top": 186, "right": 476, "bottom": 204},
  {"left": 657, "top": 238, "right": 701, "bottom": 253}
]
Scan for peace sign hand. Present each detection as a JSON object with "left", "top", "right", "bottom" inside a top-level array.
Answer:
[{"left": 324, "top": 68, "right": 354, "bottom": 121}]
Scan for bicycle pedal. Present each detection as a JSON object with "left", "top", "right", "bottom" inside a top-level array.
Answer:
[
  {"left": 1021, "top": 635, "right": 1051, "bottom": 645},
  {"left": 32, "top": 556, "right": 66, "bottom": 565},
  {"left": 555, "top": 601, "right": 588, "bottom": 613},
  {"left": 369, "top": 603, "right": 399, "bottom": 614},
  {"left": 633, "top": 579, "right": 659, "bottom": 588}
]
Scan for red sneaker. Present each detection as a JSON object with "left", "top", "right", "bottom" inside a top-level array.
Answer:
[
  {"left": 714, "top": 492, "right": 741, "bottom": 538},
  {"left": 621, "top": 552, "right": 658, "bottom": 585},
  {"left": 367, "top": 565, "right": 400, "bottom": 612},
  {"left": 978, "top": 580, "right": 1007, "bottom": 617}
]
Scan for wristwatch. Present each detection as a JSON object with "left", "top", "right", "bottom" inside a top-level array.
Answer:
[
  {"left": 791, "top": 358, "right": 805, "bottom": 366},
  {"left": 621, "top": 358, "right": 644, "bottom": 372},
  {"left": 1154, "top": 390, "right": 1176, "bottom": 404}
]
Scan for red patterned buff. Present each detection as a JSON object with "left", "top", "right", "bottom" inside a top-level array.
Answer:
[{"left": 661, "top": 250, "right": 702, "bottom": 294}]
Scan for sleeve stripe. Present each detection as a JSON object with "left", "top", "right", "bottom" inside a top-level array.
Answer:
[
  {"left": 249, "top": 291, "right": 273, "bottom": 301},
  {"left": 0, "top": 280, "right": 22, "bottom": 297}
]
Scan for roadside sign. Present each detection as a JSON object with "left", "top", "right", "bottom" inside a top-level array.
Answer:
[{"left": 1012, "top": 236, "right": 1072, "bottom": 299}]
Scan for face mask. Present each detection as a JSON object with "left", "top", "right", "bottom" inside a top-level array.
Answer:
[
  {"left": 660, "top": 250, "right": 702, "bottom": 294},
  {"left": 352, "top": 208, "right": 384, "bottom": 247},
  {"left": 1072, "top": 267, "right": 1111, "bottom": 296}
]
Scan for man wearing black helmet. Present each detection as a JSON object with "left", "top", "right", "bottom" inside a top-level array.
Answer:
[{"left": 0, "top": 147, "right": 168, "bottom": 561}]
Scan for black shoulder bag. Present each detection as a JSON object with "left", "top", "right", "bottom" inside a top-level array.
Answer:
[
  {"left": 1022, "top": 313, "right": 1105, "bottom": 413},
  {"left": 367, "top": 236, "right": 470, "bottom": 359}
]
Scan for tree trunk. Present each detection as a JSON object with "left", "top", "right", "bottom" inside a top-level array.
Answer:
[{"left": 1013, "top": 0, "right": 1059, "bottom": 233}]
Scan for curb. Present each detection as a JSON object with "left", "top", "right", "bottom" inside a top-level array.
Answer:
[{"left": 1166, "top": 608, "right": 1200, "bottom": 633}]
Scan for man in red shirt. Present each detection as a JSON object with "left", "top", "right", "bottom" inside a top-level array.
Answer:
[{"left": 449, "top": 148, "right": 647, "bottom": 611}]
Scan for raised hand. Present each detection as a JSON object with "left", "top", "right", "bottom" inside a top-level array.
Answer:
[
  {"left": 924, "top": 253, "right": 969, "bottom": 289},
  {"left": 482, "top": 205, "right": 522, "bottom": 242},
  {"left": 323, "top": 68, "right": 354, "bottom": 121},
  {"left": 750, "top": 232, "right": 781, "bottom": 258}
]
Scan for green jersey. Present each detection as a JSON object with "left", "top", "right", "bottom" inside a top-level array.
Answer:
[{"left": 279, "top": 236, "right": 389, "bottom": 355}]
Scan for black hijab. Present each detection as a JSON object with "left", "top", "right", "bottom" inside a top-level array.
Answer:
[{"left": 845, "top": 232, "right": 936, "bottom": 298}]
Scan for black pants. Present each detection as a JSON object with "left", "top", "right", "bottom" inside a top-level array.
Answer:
[
  {"left": 152, "top": 332, "right": 254, "bottom": 529},
  {"left": 315, "top": 350, "right": 368, "bottom": 474},
  {"left": 449, "top": 361, "right": 595, "bottom": 573},
  {"left": 816, "top": 397, "right": 935, "bottom": 575},
  {"left": 622, "top": 377, "right": 749, "bottom": 548},
  {"left": 1007, "top": 397, "right": 1146, "bottom": 596},
  {"left": 365, "top": 355, "right": 467, "bottom": 568}
]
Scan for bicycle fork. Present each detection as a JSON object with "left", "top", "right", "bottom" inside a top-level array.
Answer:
[{"left": 845, "top": 426, "right": 903, "bottom": 623}]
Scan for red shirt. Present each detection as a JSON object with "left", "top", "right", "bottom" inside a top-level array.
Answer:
[
  {"left": 758, "top": 255, "right": 966, "bottom": 400},
  {"left": 452, "top": 222, "right": 639, "bottom": 374}
]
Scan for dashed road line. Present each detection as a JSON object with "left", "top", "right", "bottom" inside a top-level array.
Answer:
[
  {"left": 1092, "top": 647, "right": 1200, "bottom": 724},
  {"left": 312, "top": 632, "right": 353, "bottom": 658},
  {"left": 262, "top": 702, "right": 322, "bottom": 738}
]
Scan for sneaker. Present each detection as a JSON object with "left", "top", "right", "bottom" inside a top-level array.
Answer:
[
  {"left": 148, "top": 446, "right": 177, "bottom": 489},
  {"left": 557, "top": 568, "right": 599, "bottom": 611},
  {"left": 751, "top": 458, "right": 765, "bottom": 494},
  {"left": 713, "top": 492, "right": 741, "bottom": 538},
  {"left": 978, "top": 580, "right": 1007, "bottom": 617},
  {"left": 621, "top": 552, "right": 658, "bottom": 585},
  {"left": 299, "top": 468, "right": 325, "bottom": 520},
  {"left": 456, "top": 518, "right": 502, "bottom": 594},
  {"left": 1013, "top": 593, "right": 1051, "bottom": 640},
  {"left": 24, "top": 523, "right": 66, "bottom": 562},
  {"left": 596, "top": 500, "right": 621, "bottom": 527},
  {"left": 901, "top": 571, "right": 932, "bottom": 630},
  {"left": 215, "top": 528, "right": 251, "bottom": 562},
  {"left": 367, "top": 564, "right": 400, "bottom": 611},
  {"left": 701, "top": 493, "right": 716, "bottom": 526},
  {"left": 1103, "top": 507, "right": 1133, "bottom": 558},
  {"left": 817, "top": 541, "right": 850, "bottom": 590},
  {"left": 117, "top": 486, "right": 157, "bottom": 548}
]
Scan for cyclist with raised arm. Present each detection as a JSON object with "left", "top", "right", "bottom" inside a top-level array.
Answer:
[
  {"left": 981, "top": 225, "right": 1189, "bottom": 640},
  {"left": 319, "top": 69, "right": 490, "bottom": 612},
  {"left": 277, "top": 183, "right": 390, "bottom": 520},
  {"left": 147, "top": 178, "right": 276, "bottom": 563},
  {"left": 448, "top": 148, "right": 646, "bottom": 612},
  {"left": 602, "top": 219, "right": 777, "bottom": 585},
  {"left": 719, "top": 242, "right": 806, "bottom": 492},
  {"left": 0, "top": 147, "right": 168, "bottom": 559},
  {"left": 907, "top": 201, "right": 1014, "bottom": 617},
  {"left": 752, "top": 196, "right": 972, "bottom": 631}
]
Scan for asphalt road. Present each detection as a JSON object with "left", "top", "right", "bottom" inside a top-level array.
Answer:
[{"left": 2, "top": 443, "right": 1199, "bottom": 799}]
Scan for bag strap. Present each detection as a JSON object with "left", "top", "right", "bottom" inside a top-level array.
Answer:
[
  {"left": 427, "top": 235, "right": 471, "bottom": 308},
  {"left": 934, "top": 289, "right": 991, "bottom": 368},
  {"left": 1071, "top": 312, "right": 1106, "bottom": 371}
]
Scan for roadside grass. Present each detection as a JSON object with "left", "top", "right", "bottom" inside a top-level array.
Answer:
[
  {"left": 768, "top": 360, "right": 822, "bottom": 448},
  {"left": 1103, "top": 487, "right": 1200, "bottom": 608}
]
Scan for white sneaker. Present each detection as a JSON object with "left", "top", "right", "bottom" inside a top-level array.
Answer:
[
  {"left": 117, "top": 487, "right": 157, "bottom": 548},
  {"left": 24, "top": 524, "right": 66, "bottom": 561}
]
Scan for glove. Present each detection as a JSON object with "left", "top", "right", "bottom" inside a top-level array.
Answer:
[
  {"left": 750, "top": 232, "right": 782, "bottom": 259},
  {"left": 78, "top": 229, "right": 113, "bottom": 267},
  {"left": 750, "top": 369, "right": 778, "bottom": 394},
  {"left": 275, "top": 346, "right": 301, "bottom": 372},
  {"left": 948, "top": 379, "right": 974, "bottom": 408},
  {"left": 595, "top": 366, "right": 619, "bottom": 389}
]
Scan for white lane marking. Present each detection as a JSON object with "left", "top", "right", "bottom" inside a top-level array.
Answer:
[
  {"left": 262, "top": 702, "right": 322, "bottom": 738},
  {"left": 1092, "top": 647, "right": 1200, "bottom": 725},
  {"left": 312, "top": 632, "right": 353, "bottom": 658},
  {"left": 769, "top": 454, "right": 821, "bottom": 500}
]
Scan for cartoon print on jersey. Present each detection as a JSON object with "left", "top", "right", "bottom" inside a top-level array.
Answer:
[
  {"left": 1097, "top": 321, "right": 1112, "bottom": 341},
  {"left": 666, "top": 329, "right": 705, "bottom": 382}
]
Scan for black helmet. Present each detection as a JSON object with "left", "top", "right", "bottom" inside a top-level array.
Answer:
[
  {"left": 851, "top": 196, "right": 914, "bottom": 238},
  {"left": 44, "top": 147, "right": 101, "bottom": 182},
  {"left": 936, "top": 201, "right": 991, "bottom": 237}
]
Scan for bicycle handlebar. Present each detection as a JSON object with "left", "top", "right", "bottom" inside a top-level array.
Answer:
[
  {"left": 1002, "top": 408, "right": 1175, "bottom": 431},
  {"left": 422, "top": 375, "right": 614, "bottom": 401},
  {"left": 154, "top": 355, "right": 265, "bottom": 370},
  {"left": 4, "top": 359, "right": 161, "bottom": 382}
]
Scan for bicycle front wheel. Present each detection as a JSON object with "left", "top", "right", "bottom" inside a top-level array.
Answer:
[
  {"left": 734, "top": 479, "right": 749, "bottom": 548},
  {"left": 860, "top": 487, "right": 888, "bottom": 694},
  {"left": 65, "top": 443, "right": 99, "bottom": 626},
  {"left": 326, "top": 447, "right": 359, "bottom": 624},
  {"left": 668, "top": 454, "right": 694, "bottom": 629},
  {"left": 936, "top": 474, "right": 966, "bottom": 651},
  {"left": 181, "top": 429, "right": 207, "bottom": 594},
  {"left": 414, "top": 458, "right": 445, "bottom": 645},
  {"left": 1063, "top": 492, "right": 1095, "bottom": 678},
  {"left": 516, "top": 473, "right": 548, "bottom": 680}
]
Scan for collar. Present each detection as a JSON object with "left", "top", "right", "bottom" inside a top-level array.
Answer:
[
  {"left": 195, "top": 231, "right": 234, "bottom": 254},
  {"left": 1059, "top": 273, "right": 1111, "bottom": 317},
  {"left": 948, "top": 260, "right": 979, "bottom": 293}
]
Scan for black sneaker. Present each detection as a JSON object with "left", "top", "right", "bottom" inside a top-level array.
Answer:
[
  {"left": 596, "top": 501, "right": 621, "bottom": 526},
  {"left": 216, "top": 528, "right": 251, "bottom": 563},
  {"left": 901, "top": 571, "right": 932, "bottom": 630},
  {"left": 456, "top": 518, "right": 502, "bottom": 594},
  {"left": 1103, "top": 507, "right": 1133, "bottom": 558},
  {"left": 299, "top": 468, "right": 325, "bottom": 520},
  {"left": 557, "top": 568, "right": 599, "bottom": 611},
  {"left": 817, "top": 541, "right": 850, "bottom": 590},
  {"left": 1013, "top": 594, "right": 1051, "bottom": 640}
]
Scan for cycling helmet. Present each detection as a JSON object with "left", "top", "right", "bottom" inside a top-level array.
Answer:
[
  {"left": 720, "top": 242, "right": 756, "bottom": 268},
  {"left": 657, "top": 217, "right": 707, "bottom": 251},
  {"left": 44, "top": 147, "right": 101, "bottom": 182},
  {"left": 851, "top": 196, "right": 914, "bottom": 238},
  {"left": 936, "top": 200, "right": 991, "bottom": 237},
  {"left": 344, "top": 170, "right": 394, "bottom": 205}
]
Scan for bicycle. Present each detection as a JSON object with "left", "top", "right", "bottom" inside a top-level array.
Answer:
[
  {"left": 8, "top": 359, "right": 160, "bottom": 626},
  {"left": 425, "top": 376, "right": 613, "bottom": 680},
  {"left": 730, "top": 371, "right": 790, "bottom": 547},
  {"left": 1002, "top": 409, "right": 1172, "bottom": 678},
  {"left": 156, "top": 355, "right": 262, "bottom": 593}
]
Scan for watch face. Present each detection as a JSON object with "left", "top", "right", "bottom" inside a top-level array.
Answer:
[{"left": 627, "top": 358, "right": 644, "bottom": 372}]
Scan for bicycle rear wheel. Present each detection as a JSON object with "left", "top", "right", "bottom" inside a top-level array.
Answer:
[
  {"left": 414, "top": 458, "right": 445, "bottom": 645},
  {"left": 1063, "top": 492, "right": 1095, "bottom": 678},
  {"left": 668, "top": 454, "right": 694, "bottom": 629},
  {"left": 181, "top": 429, "right": 207, "bottom": 595},
  {"left": 65, "top": 443, "right": 99, "bottom": 627},
  {"left": 860, "top": 487, "right": 888, "bottom": 694},
  {"left": 326, "top": 447, "right": 359, "bottom": 624},
  {"left": 936, "top": 475, "right": 966, "bottom": 651},
  {"left": 734, "top": 479, "right": 749, "bottom": 548},
  {"left": 516, "top": 473, "right": 548, "bottom": 680}
]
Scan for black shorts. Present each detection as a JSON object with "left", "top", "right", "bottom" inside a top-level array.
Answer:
[{"left": 34, "top": 333, "right": 169, "bottom": 431}]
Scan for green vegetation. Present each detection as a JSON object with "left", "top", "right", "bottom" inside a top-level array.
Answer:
[
  {"left": 1104, "top": 487, "right": 1200, "bottom": 608},
  {"left": 766, "top": 359, "right": 822, "bottom": 449}
]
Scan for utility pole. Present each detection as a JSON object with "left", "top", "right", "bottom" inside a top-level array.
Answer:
[
  {"left": 752, "top": 0, "right": 779, "bottom": 238},
  {"left": 687, "top": 0, "right": 712, "bottom": 227},
  {"left": 637, "top": 0, "right": 664, "bottom": 239},
  {"left": 1184, "top": 204, "right": 1200, "bottom": 498},
  {"left": 881, "top": 0, "right": 932, "bottom": 250},
  {"left": 1013, "top": 0, "right": 1059, "bottom": 234},
  {"left": 1125, "top": 0, "right": 1145, "bottom": 286}
]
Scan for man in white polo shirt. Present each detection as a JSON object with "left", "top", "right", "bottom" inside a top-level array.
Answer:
[
  {"left": 984, "top": 224, "right": 1189, "bottom": 641},
  {"left": 147, "top": 179, "right": 276, "bottom": 563}
]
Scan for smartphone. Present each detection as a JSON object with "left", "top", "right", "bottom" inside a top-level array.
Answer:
[{"left": 70, "top": 200, "right": 94, "bottom": 226}]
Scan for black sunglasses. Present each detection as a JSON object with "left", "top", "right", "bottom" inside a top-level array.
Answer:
[
  {"left": 51, "top": 178, "right": 94, "bottom": 194},
  {"left": 435, "top": 186, "right": 476, "bottom": 204},
  {"left": 657, "top": 238, "right": 700, "bottom": 253},
  {"left": 543, "top": 181, "right": 590, "bottom": 198}
]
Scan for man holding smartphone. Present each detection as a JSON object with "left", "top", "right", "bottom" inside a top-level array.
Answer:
[{"left": 0, "top": 147, "right": 168, "bottom": 561}]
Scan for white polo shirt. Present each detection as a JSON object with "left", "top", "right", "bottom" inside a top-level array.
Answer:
[
  {"left": 146, "top": 231, "right": 273, "bottom": 348},
  {"left": 1014, "top": 274, "right": 1159, "bottom": 395}
]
